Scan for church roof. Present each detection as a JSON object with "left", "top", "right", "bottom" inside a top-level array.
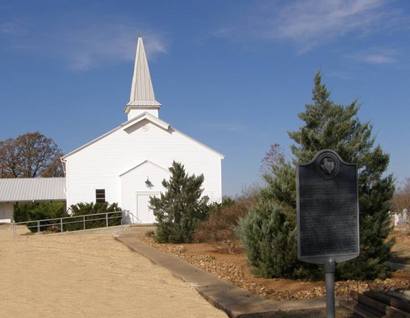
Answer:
[
  {"left": 125, "top": 37, "right": 161, "bottom": 110},
  {"left": 63, "top": 37, "right": 224, "bottom": 161},
  {"left": 62, "top": 112, "right": 224, "bottom": 160}
]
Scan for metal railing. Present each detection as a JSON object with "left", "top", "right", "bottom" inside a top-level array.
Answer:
[{"left": 12, "top": 211, "right": 126, "bottom": 234}]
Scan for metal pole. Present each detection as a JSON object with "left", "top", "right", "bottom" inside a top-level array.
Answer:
[
  {"left": 60, "top": 218, "right": 63, "bottom": 232},
  {"left": 37, "top": 220, "right": 40, "bottom": 233},
  {"left": 325, "top": 258, "right": 336, "bottom": 318},
  {"left": 105, "top": 213, "right": 108, "bottom": 227},
  {"left": 83, "top": 215, "right": 86, "bottom": 230}
]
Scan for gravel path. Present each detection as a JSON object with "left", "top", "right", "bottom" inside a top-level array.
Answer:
[{"left": 0, "top": 225, "right": 226, "bottom": 318}]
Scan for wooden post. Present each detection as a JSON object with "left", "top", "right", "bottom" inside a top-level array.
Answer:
[
  {"left": 105, "top": 213, "right": 108, "bottom": 227},
  {"left": 60, "top": 218, "right": 63, "bottom": 232},
  {"left": 83, "top": 215, "right": 86, "bottom": 230},
  {"left": 37, "top": 220, "right": 40, "bottom": 233}
]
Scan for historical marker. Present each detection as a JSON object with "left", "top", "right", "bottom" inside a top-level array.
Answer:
[{"left": 296, "top": 149, "right": 359, "bottom": 318}]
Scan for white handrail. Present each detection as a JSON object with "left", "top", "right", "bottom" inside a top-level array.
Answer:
[
  {"left": 12, "top": 211, "right": 125, "bottom": 234},
  {"left": 14, "top": 211, "right": 123, "bottom": 223}
]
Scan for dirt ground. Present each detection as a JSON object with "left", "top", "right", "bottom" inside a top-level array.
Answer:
[
  {"left": 0, "top": 225, "right": 227, "bottom": 318},
  {"left": 391, "top": 228, "right": 410, "bottom": 263},
  {"left": 140, "top": 230, "right": 410, "bottom": 301}
]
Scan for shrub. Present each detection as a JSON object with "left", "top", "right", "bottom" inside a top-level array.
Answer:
[
  {"left": 69, "top": 202, "right": 121, "bottom": 215},
  {"left": 150, "top": 161, "right": 209, "bottom": 243},
  {"left": 237, "top": 200, "right": 320, "bottom": 278},
  {"left": 194, "top": 194, "right": 257, "bottom": 242},
  {"left": 14, "top": 201, "right": 122, "bottom": 233},
  {"left": 14, "top": 201, "right": 66, "bottom": 222},
  {"left": 65, "top": 202, "right": 122, "bottom": 231},
  {"left": 14, "top": 201, "right": 66, "bottom": 232}
]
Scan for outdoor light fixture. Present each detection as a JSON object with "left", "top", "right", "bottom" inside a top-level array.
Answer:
[{"left": 145, "top": 177, "right": 153, "bottom": 188}]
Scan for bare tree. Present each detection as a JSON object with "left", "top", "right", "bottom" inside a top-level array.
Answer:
[
  {"left": 0, "top": 132, "right": 64, "bottom": 178},
  {"left": 392, "top": 178, "right": 410, "bottom": 212},
  {"left": 261, "top": 143, "right": 286, "bottom": 174}
]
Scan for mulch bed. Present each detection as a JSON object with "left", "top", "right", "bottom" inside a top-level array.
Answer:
[{"left": 140, "top": 233, "right": 410, "bottom": 301}]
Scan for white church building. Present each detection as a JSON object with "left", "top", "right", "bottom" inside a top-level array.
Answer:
[
  {"left": 0, "top": 37, "right": 223, "bottom": 224},
  {"left": 61, "top": 37, "right": 223, "bottom": 223}
]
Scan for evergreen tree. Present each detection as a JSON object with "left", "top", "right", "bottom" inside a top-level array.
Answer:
[
  {"left": 238, "top": 200, "right": 302, "bottom": 278},
  {"left": 241, "top": 72, "right": 394, "bottom": 279},
  {"left": 150, "top": 161, "right": 210, "bottom": 243}
]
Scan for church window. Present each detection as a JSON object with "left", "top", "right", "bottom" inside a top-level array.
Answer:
[{"left": 96, "top": 189, "right": 106, "bottom": 203}]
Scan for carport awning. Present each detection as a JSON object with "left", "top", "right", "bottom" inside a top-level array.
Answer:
[{"left": 0, "top": 178, "right": 66, "bottom": 202}]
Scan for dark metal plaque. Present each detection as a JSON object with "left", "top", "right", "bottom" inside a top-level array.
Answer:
[{"left": 296, "top": 150, "right": 359, "bottom": 264}]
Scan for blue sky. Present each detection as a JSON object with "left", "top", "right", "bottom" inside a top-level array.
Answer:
[{"left": 1, "top": 0, "right": 410, "bottom": 196}]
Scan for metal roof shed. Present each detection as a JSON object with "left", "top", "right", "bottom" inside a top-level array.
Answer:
[{"left": 0, "top": 178, "right": 66, "bottom": 223}]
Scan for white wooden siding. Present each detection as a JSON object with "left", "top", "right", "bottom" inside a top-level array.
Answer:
[{"left": 65, "top": 119, "right": 222, "bottom": 214}]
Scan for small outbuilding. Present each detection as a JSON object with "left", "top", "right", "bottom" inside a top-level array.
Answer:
[{"left": 0, "top": 178, "right": 66, "bottom": 222}]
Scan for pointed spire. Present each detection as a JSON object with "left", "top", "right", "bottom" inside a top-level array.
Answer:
[{"left": 125, "top": 37, "right": 161, "bottom": 120}]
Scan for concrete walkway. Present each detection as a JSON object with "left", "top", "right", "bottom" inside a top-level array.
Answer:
[
  {"left": 0, "top": 225, "right": 227, "bottom": 318},
  {"left": 388, "top": 261, "right": 410, "bottom": 271},
  {"left": 116, "top": 229, "right": 328, "bottom": 318}
]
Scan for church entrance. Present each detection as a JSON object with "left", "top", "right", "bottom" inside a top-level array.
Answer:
[{"left": 136, "top": 191, "right": 160, "bottom": 224}]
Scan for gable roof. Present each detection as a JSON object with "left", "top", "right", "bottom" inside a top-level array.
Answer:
[
  {"left": 122, "top": 112, "right": 169, "bottom": 131},
  {"left": 62, "top": 112, "right": 224, "bottom": 160}
]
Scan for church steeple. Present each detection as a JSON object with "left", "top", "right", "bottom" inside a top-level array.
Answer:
[{"left": 125, "top": 37, "right": 161, "bottom": 120}]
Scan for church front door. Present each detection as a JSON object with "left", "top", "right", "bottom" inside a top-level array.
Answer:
[{"left": 136, "top": 192, "right": 160, "bottom": 224}]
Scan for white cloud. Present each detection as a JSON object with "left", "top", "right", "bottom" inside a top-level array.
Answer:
[
  {"left": 0, "top": 22, "right": 18, "bottom": 34},
  {"left": 0, "top": 20, "right": 167, "bottom": 71},
  {"left": 217, "top": 0, "right": 406, "bottom": 52},
  {"left": 62, "top": 25, "right": 167, "bottom": 71},
  {"left": 272, "top": 0, "right": 385, "bottom": 48},
  {"left": 0, "top": 20, "right": 26, "bottom": 36},
  {"left": 350, "top": 48, "right": 398, "bottom": 64}
]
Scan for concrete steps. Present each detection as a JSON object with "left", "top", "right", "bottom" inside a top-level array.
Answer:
[{"left": 342, "top": 291, "right": 410, "bottom": 317}]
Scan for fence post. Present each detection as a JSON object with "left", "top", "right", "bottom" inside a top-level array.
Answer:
[
  {"left": 83, "top": 215, "right": 86, "bottom": 230},
  {"left": 60, "top": 218, "right": 63, "bottom": 232},
  {"left": 37, "top": 220, "right": 40, "bottom": 233},
  {"left": 106, "top": 213, "right": 108, "bottom": 227}
]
